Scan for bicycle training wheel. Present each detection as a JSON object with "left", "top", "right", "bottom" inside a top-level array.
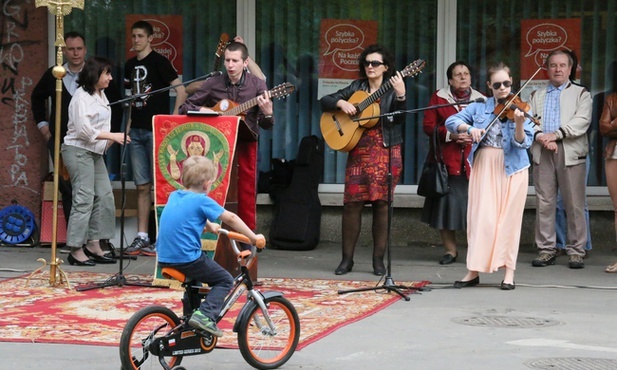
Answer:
[
  {"left": 237, "top": 296, "right": 300, "bottom": 369},
  {"left": 119, "top": 305, "right": 182, "bottom": 370}
]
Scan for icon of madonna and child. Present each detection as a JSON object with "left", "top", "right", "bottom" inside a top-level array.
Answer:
[{"left": 158, "top": 126, "right": 230, "bottom": 190}]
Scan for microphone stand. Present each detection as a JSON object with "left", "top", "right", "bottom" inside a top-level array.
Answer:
[
  {"left": 76, "top": 71, "right": 221, "bottom": 291},
  {"left": 338, "top": 106, "right": 443, "bottom": 300},
  {"left": 352, "top": 98, "right": 485, "bottom": 121}
]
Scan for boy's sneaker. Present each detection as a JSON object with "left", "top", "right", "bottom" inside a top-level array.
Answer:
[
  {"left": 188, "top": 310, "right": 224, "bottom": 337},
  {"left": 140, "top": 242, "right": 156, "bottom": 257},
  {"left": 124, "top": 237, "right": 149, "bottom": 256}
]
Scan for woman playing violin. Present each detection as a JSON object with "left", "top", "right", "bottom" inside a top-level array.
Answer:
[{"left": 445, "top": 62, "right": 534, "bottom": 290}]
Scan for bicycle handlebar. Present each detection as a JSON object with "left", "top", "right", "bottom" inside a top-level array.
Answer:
[{"left": 217, "top": 229, "right": 266, "bottom": 268}]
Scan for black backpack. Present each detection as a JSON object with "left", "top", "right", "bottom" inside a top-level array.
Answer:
[{"left": 269, "top": 135, "right": 323, "bottom": 250}]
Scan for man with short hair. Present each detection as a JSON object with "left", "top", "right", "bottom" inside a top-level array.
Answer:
[
  {"left": 124, "top": 20, "right": 187, "bottom": 256},
  {"left": 33, "top": 31, "right": 88, "bottom": 225},
  {"left": 179, "top": 41, "right": 274, "bottom": 231},
  {"left": 529, "top": 49, "right": 592, "bottom": 269}
]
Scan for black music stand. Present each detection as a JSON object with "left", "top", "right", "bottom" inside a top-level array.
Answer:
[
  {"left": 76, "top": 72, "right": 221, "bottom": 291},
  {"left": 76, "top": 108, "right": 156, "bottom": 291}
]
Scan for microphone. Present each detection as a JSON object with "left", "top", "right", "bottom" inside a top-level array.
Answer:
[
  {"left": 470, "top": 97, "right": 485, "bottom": 103},
  {"left": 203, "top": 70, "right": 223, "bottom": 79}
]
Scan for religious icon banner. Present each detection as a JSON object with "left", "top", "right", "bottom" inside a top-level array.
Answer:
[{"left": 152, "top": 114, "right": 240, "bottom": 286}]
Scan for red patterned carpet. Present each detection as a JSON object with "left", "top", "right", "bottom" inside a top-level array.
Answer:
[{"left": 0, "top": 272, "right": 428, "bottom": 350}]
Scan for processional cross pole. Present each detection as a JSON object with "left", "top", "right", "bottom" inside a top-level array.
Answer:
[{"left": 31, "top": 0, "right": 84, "bottom": 287}]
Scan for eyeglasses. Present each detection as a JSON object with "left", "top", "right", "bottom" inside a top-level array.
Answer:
[
  {"left": 492, "top": 80, "right": 512, "bottom": 89},
  {"left": 363, "top": 60, "right": 385, "bottom": 68}
]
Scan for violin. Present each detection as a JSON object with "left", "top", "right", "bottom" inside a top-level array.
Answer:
[{"left": 494, "top": 93, "right": 541, "bottom": 126}]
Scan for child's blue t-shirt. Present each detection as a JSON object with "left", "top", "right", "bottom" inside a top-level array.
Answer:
[{"left": 157, "top": 190, "right": 225, "bottom": 264}]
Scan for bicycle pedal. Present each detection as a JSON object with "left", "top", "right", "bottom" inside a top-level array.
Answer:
[{"left": 194, "top": 329, "right": 214, "bottom": 338}]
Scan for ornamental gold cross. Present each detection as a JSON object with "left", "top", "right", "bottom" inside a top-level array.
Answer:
[{"left": 35, "top": 0, "right": 84, "bottom": 51}]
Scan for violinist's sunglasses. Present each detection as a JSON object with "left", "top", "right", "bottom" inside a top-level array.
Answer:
[
  {"left": 492, "top": 81, "right": 512, "bottom": 89},
  {"left": 363, "top": 60, "right": 385, "bottom": 68}
]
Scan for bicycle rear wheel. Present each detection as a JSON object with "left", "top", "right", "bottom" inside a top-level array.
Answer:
[
  {"left": 237, "top": 296, "right": 300, "bottom": 369},
  {"left": 119, "top": 305, "right": 182, "bottom": 370}
]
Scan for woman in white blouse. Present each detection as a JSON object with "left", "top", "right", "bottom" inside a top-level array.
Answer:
[{"left": 62, "top": 56, "right": 130, "bottom": 266}]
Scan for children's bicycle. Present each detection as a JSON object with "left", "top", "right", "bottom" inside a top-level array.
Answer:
[{"left": 119, "top": 229, "right": 300, "bottom": 370}]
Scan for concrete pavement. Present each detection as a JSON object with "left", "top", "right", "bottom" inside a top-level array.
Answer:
[{"left": 1, "top": 221, "right": 617, "bottom": 370}]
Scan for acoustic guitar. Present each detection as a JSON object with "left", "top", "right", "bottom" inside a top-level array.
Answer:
[
  {"left": 208, "top": 82, "right": 295, "bottom": 117},
  {"left": 212, "top": 33, "right": 230, "bottom": 72},
  {"left": 320, "top": 59, "right": 426, "bottom": 152}
]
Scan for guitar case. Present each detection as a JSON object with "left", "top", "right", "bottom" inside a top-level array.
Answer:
[{"left": 269, "top": 135, "right": 323, "bottom": 250}]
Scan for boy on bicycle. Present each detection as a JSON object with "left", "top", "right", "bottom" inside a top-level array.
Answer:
[{"left": 157, "top": 155, "right": 264, "bottom": 337}]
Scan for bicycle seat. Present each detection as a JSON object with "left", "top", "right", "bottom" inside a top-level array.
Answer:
[{"left": 161, "top": 267, "right": 188, "bottom": 282}]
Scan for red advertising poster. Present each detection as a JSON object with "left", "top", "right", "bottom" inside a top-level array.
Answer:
[
  {"left": 519, "top": 19, "right": 581, "bottom": 98},
  {"left": 317, "top": 19, "right": 378, "bottom": 98},
  {"left": 125, "top": 15, "right": 183, "bottom": 75}
]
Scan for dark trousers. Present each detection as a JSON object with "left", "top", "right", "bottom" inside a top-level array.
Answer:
[
  {"left": 160, "top": 252, "right": 233, "bottom": 320},
  {"left": 48, "top": 138, "right": 73, "bottom": 222}
]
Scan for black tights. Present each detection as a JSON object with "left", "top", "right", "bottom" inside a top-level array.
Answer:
[{"left": 340, "top": 200, "right": 388, "bottom": 262}]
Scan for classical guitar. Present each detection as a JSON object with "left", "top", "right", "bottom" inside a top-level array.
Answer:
[
  {"left": 208, "top": 82, "right": 295, "bottom": 117},
  {"left": 320, "top": 59, "right": 426, "bottom": 152},
  {"left": 212, "top": 33, "right": 230, "bottom": 72}
]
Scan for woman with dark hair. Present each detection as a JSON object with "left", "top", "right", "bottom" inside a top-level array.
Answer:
[
  {"left": 320, "top": 44, "right": 406, "bottom": 275},
  {"left": 62, "top": 56, "right": 129, "bottom": 266},
  {"left": 421, "top": 61, "right": 485, "bottom": 265}
]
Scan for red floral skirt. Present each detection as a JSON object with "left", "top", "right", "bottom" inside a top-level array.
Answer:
[{"left": 344, "top": 125, "right": 402, "bottom": 203}]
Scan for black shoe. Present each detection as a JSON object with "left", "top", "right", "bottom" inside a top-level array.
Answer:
[
  {"left": 334, "top": 260, "right": 354, "bottom": 275},
  {"left": 67, "top": 253, "right": 96, "bottom": 266},
  {"left": 500, "top": 281, "right": 515, "bottom": 290},
  {"left": 454, "top": 276, "right": 479, "bottom": 288},
  {"left": 83, "top": 247, "right": 117, "bottom": 264},
  {"left": 373, "top": 257, "right": 386, "bottom": 276},
  {"left": 439, "top": 252, "right": 458, "bottom": 265},
  {"left": 100, "top": 239, "right": 117, "bottom": 258}
]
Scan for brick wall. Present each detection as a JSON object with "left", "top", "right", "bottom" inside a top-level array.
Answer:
[{"left": 0, "top": 4, "right": 49, "bottom": 224}]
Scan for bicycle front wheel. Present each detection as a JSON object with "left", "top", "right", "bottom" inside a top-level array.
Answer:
[
  {"left": 237, "top": 296, "right": 300, "bottom": 369},
  {"left": 119, "top": 305, "right": 182, "bottom": 370}
]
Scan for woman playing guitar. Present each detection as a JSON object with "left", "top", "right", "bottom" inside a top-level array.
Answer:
[{"left": 319, "top": 44, "right": 406, "bottom": 276}]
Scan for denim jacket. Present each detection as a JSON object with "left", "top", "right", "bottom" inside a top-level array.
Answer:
[{"left": 445, "top": 97, "right": 534, "bottom": 177}]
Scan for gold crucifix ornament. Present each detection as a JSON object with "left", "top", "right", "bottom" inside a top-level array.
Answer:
[{"left": 28, "top": 0, "right": 84, "bottom": 288}]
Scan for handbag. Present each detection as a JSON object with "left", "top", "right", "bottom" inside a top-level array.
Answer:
[{"left": 417, "top": 126, "right": 449, "bottom": 197}]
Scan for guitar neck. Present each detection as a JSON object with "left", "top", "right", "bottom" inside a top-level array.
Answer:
[
  {"left": 357, "top": 80, "right": 393, "bottom": 112},
  {"left": 223, "top": 95, "right": 261, "bottom": 116}
]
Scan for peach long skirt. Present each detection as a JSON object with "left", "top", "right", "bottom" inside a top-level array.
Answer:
[{"left": 466, "top": 147, "right": 528, "bottom": 273}]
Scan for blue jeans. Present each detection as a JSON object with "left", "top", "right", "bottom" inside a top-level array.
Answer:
[
  {"left": 556, "top": 157, "right": 592, "bottom": 251},
  {"left": 159, "top": 252, "right": 233, "bottom": 320},
  {"left": 129, "top": 128, "right": 153, "bottom": 185}
]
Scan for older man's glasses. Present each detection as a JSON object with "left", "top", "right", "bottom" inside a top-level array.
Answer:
[{"left": 363, "top": 60, "right": 385, "bottom": 68}]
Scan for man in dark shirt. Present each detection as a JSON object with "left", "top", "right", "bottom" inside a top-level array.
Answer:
[
  {"left": 179, "top": 41, "right": 274, "bottom": 230},
  {"left": 124, "top": 20, "right": 187, "bottom": 256}
]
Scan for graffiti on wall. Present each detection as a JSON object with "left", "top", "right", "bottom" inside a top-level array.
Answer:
[{"left": 1, "top": 0, "right": 35, "bottom": 194}]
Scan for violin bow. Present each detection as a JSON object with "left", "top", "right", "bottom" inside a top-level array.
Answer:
[{"left": 479, "top": 66, "right": 544, "bottom": 141}]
